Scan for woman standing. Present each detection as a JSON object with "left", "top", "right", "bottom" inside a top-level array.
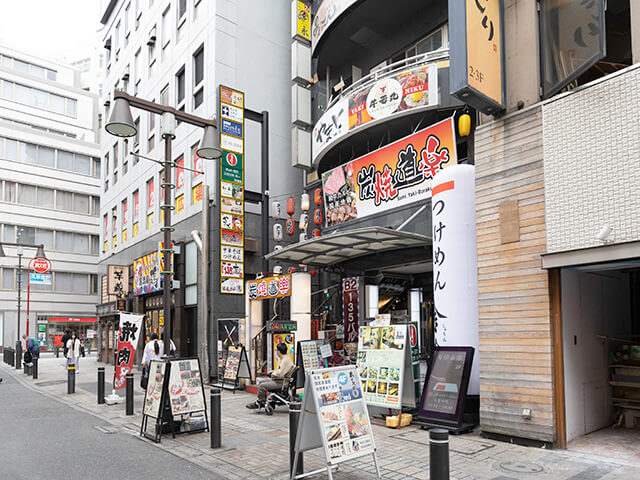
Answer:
[{"left": 66, "top": 331, "right": 81, "bottom": 373}]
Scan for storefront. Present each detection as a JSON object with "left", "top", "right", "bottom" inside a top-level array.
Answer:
[{"left": 46, "top": 316, "right": 99, "bottom": 353}]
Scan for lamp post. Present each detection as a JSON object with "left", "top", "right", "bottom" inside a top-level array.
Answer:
[{"left": 105, "top": 90, "right": 221, "bottom": 357}]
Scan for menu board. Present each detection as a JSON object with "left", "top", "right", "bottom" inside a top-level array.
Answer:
[
  {"left": 224, "top": 345, "right": 242, "bottom": 381},
  {"left": 299, "top": 340, "right": 328, "bottom": 371},
  {"left": 167, "top": 358, "right": 205, "bottom": 416},
  {"left": 143, "top": 360, "right": 167, "bottom": 418},
  {"left": 357, "top": 325, "right": 407, "bottom": 408},
  {"left": 418, "top": 347, "right": 474, "bottom": 424},
  {"left": 311, "top": 367, "right": 374, "bottom": 463}
]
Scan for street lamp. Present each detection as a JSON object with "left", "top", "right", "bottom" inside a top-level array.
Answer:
[{"left": 105, "top": 90, "right": 221, "bottom": 358}]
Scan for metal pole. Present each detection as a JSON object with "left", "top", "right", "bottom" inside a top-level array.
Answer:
[
  {"left": 289, "top": 401, "right": 303, "bottom": 476},
  {"left": 210, "top": 388, "right": 221, "bottom": 448},
  {"left": 98, "top": 367, "right": 105, "bottom": 404},
  {"left": 16, "top": 252, "right": 22, "bottom": 370},
  {"left": 260, "top": 111, "right": 269, "bottom": 273},
  {"left": 162, "top": 135, "right": 173, "bottom": 356},
  {"left": 67, "top": 363, "right": 76, "bottom": 394},
  {"left": 429, "top": 428, "right": 450, "bottom": 480},
  {"left": 32, "top": 356, "right": 38, "bottom": 379},
  {"left": 202, "top": 185, "right": 211, "bottom": 383},
  {"left": 126, "top": 372, "right": 134, "bottom": 415}
]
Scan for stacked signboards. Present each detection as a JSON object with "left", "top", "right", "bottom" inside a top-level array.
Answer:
[
  {"left": 356, "top": 325, "right": 416, "bottom": 410},
  {"left": 140, "top": 358, "right": 209, "bottom": 443},
  {"left": 296, "top": 339, "right": 330, "bottom": 387},
  {"left": 219, "top": 85, "right": 245, "bottom": 294},
  {"left": 293, "top": 365, "right": 381, "bottom": 479}
]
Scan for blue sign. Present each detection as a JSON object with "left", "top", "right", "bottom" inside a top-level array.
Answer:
[
  {"left": 29, "top": 272, "right": 52, "bottom": 285},
  {"left": 221, "top": 118, "right": 243, "bottom": 138}
]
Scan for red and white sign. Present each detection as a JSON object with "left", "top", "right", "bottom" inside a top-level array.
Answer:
[
  {"left": 114, "top": 313, "right": 144, "bottom": 391},
  {"left": 193, "top": 149, "right": 203, "bottom": 178},
  {"left": 49, "top": 317, "right": 98, "bottom": 323},
  {"left": 32, "top": 257, "right": 51, "bottom": 274},
  {"left": 408, "top": 323, "right": 418, "bottom": 348},
  {"left": 342, "top": 276, "right": 359, "bottom": 343},
  {"left": 147, "top": 179, "right": 155, "bottom": 209},
  {"left": 176, "top": 156, "right": 185, "bottom": 189},
  {"left": 134, "top": 191, "right": 140, "bottom": 217}
]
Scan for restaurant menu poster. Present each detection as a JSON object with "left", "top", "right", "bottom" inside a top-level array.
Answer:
[
  {"left": 143, "top": 360, "right": 166, "bottom": 418},
  {"left": 310, "top": 366, "right": 375, "bottom": 464},
  {"left": 299, "top": 339, "right": 328, "bottom": 371},
  {"left": 167, "top": 358, "right": 206, "bottom": 416},
  {"left": 357, "top": 325, "right": 407, "bottom": 408},
  {"left": 224, "top": 345, "right": 242, "bottom": 381}
]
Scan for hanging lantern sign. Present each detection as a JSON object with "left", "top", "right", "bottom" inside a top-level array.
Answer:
[
  {"left": 301, "top": 192, "right": 310, "bottom": 212},
  {"left": 299, "top": 232, "right": 307, "bottom": 242},
  {"left": 273, "top": 223, "right": 283, "bottom": 242},
  {"left": 300, "top": 213, "right": 309, "bottom": 230},
  {"left": 314, "top": 188, "right": 323, "bottom": 206},
  {"left": 313, "top": 208, "right": 323, "bottom": 225},
  {"left": 287, "top": 197, "right": 295, "bottom": 216},
  {"left": 286, "top": 218, "right": 295, "bottom": 236},
  {"left": 274, "top": 245, "right": 283, "bottom": 251},
  {"left": 312, "top": 228, "right": 321, "bottom": 238},
  {"left": 271, "top": 201, "right": 281, "bottom": 219}
]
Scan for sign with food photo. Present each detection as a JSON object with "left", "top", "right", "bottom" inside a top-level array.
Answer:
[{"left": 321, "top": 117, "right": 457, "bottom": 227}]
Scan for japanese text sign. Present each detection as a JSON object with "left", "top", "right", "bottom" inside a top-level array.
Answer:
[
  {"left": 294, "top": 1, "right": 311, "bottom": 41},
  {"left": 342, "top": 277, "right": 359, "bottom": 343},
  {"left": 107, "top": 265, "right": 129, "bottom": 297},
  {"left": 114, "top": 313, "right": 143, "bottom": 390},
  {"left": 322, "top": 117, "right": 457, "bottom": 227},
  {"left": 247, "top": 274, "right": 292, "bottom": 301}
]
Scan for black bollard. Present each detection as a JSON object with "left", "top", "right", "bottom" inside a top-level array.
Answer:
[
  {"left": 126, "top": 373, "right": 134, "bottom": 415},
  {"left": 210, "top": 388, "right": 221, "bottom": 448},
  {"left": 97, "top": 367, "right": 105, "bottom": 404},
  {"left": 32, "top": 357, "right": 38, "bottom": 379},
  {"left": 67, "top": 363, "right": 76, "bottom": 394},
  {"left": 15, "top": 342, "right": 21, "bottom": 370},
  {"left": 289, "top": 401, "right": 303, "bottom": 476},
  {"left": 429, "top": 428, "right": 450, "bottom": 480}
]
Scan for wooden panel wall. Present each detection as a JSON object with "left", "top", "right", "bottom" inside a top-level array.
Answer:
[{"left": 474, "top": 106, "right": 555, "bottom": 442}]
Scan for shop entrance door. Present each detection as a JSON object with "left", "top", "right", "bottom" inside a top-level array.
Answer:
[{"left": 185, "top": 307, "right": 197, "bottom": 358}]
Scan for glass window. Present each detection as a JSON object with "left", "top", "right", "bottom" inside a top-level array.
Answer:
[
  {"left": 73, "top": 233, "right": 89, "bottom": 253},
  {"left": 3, "top": 224, "right": 15, "bottom": 242},
  {"left": 34, "top": 88, "right": 48, "bottom": 109},
  {"left": 35, "top": 229, "right": 54, "bottom": 250},
  {"left": 1, "top": 79, "right": 13, "bottom": 99},
  {"left": 57, "top": 150, "right": 74, "bottom": 171},
  {"left": 18, "top": 184, "right": 36, "bottom": 205},
  {"left": 74, "top": 193, "right": 89, "bottom": 213},
  {"left": 15, "top": 83, "right": 31, "bottom": 104},
  {"left": 31, "top": 278, "right": 52, "bottom": 291},
  {"left": 72, "top": 273, "right": 89, "bottom": 293},
  {"left": 176, "top": 68, "right": 185, "bottom": 103},
  {"left": 66, "top": 98, "right": 76, "bottom": 117},
  {"left": 29, "top": 63, "right": 45, "bottom": 78},
  {"left": 185, "top": 241, "right": 197, "bottom": 284},
  {"left": 56, "top": 190, "right": 73, "bottom": 211},
  {"left": 18, "top": 226, "right": 35, "bottom": 244},
  {"left": 161, "top": 84, "right": 169, "bottom": 106},
  {"left": 193, "top": 88, "right": 203, "bottom": 108},
  {"left": 37, "top": 187, "right": 54, "bottom": 208},
  {"left": 93, "top": 157, "right": 101, "bottom": 178},
  {"left": 55, "top": 231, "right": 73, "bottom": 251},
  {"left": 55, "top": 272, "right": 72, "bottom": 291},
  {"left": 75, "top": 154, "right": 90, "bottom": 175},
  {"left": 178, "top": 0, "right": 187, "bottom": 19},
  {"left": 50, "top": 94, "right": 65, "bottom": 115},
  {"left": 5, "top": 138, "right": 16, "bottom": 160},
  {"left": 22, "top": 142, "right": 37, "bottom": 164},
  {"left": 2, "top": 268, "right": 14, "bottom": 289},
  {"left": 38, "top": 146, "right": 55, "bottom": 167},
  {"left": 14, "top": 59, "right": 29, "bottom": 73},
  {"left": 194, "top": 46, "right": 204, "bottom": 86},
  {"left": 47, "top": 70, "right": 56, "bottom": 80},
  {"left": 4, "top": 182, "right": 16, "bottom": 202},
  {"left": 92, "top": 196, "right": 100, "bottom": 216}
]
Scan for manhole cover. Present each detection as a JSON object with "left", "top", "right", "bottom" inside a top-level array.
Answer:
[
  {"left": 35, "top": 380, "right": 67, "bottom": 387},
  {"left": 497, "top": 461, "right": 544, "bottom": 474}
]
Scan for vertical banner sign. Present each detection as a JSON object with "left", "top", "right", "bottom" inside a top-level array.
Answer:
[
  {"left": 342, "top": 277, "right": 359, "bottom": 344},
  {"left": 431, "top": 165, "right": 479, "bottom": 395},
  {"left": 114, "top": 313, "right": 144, "bottom": 390},
  {"left": 294, "top": 1, "right": 311, "bottom": 41},
  {"left": 219, "top": 85, "right": 245, "bottom": 294},
  {"left": 449, "top": 0, "right": 504, "bottom": 114}
]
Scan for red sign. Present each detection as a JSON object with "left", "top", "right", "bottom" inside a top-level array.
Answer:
[
  {"left": 342, "top": 277, "right": 359, "bottom": 343},
  {"left": 408, "top": 323, "right": 418, "bottom": 347},
  {"left": 147, "top": 178, "right": 155, "bottom": 209},
  {"left": 193, "top": 149, "right": 203, "bottom": 178},
  {"left": 49, "top": 317, "right": 97, "bottom": 323},
  {"left": 123, "top": 199, "right": 128, "bottom": 225},
  {"left": 32, "top": 257, "right": 51, "bottom": 274},
  {"left": 114, "top": 314, "right": 143, "bottom": 390},
  {"left": 176, "top": 156, "right": 185, "bottom": 189},
  {"left": 134, "top": 191, "right": 140, "bottom": 217}
]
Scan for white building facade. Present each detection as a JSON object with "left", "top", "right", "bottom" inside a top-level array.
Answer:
[{"left": 0, "top": 44, "right": 101, "bottom": 351}]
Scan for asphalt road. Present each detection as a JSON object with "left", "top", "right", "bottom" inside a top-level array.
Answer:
[{"left": 0, "top": 373, "right": 218, "bottom": 480}]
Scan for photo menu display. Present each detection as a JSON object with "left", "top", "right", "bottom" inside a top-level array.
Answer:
[
  {"left": 311, "top": 368, "right": 374, "bottom": 462},
  {"left": 168, "top": 359, "right": 205, "bottom": 416},
  {"left": 356, "top": 325, "right": 407, "bottom": 408},
  {"left": 300, "top": 340, "right": 327, "bottom": 371}
]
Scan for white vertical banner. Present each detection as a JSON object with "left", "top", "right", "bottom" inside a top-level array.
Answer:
[
  {"left": 431, "top": 164, "right": 479, "bottom": 395},
  {"left": 291, "top": 272, "right": 311, "bottom": 345}
]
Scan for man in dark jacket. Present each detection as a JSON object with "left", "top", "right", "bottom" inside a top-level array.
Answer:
[{"left": 61, "top": 329, "right": 70, "bottom": 357}]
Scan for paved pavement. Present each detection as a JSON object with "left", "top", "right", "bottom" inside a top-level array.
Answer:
[{"left": 2, "top": 354, "right": 640, "bottom": 480}]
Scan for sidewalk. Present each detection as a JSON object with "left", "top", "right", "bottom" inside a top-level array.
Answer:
[{"left": 2, "top": 354, "right": 640, "bottom": 480}]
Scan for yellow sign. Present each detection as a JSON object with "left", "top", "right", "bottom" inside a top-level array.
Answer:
[
  {"left": 176, "top": 194, "right": 185, "bottom": 213},
  {"left": 465, "top": 0, "right": 502, "bottom": 106},
  {"left": 133, "top": 222, "right": 139, "bottom": 237},
  {"left": 122, "top": 229, "right": 127, "bottom": 243},
  {"left": 192, "top": 183, "right": 203, "bottom": 204},
  {"left": 113, "top": 235, "right": 117, "bottom": 248},
  {"left": 296, "top": 1, "right": 310, "bottom": 41},
  {"left": 104, "top": 240, "right": 108, "bottom": 253},
  {"left": 147, "top": 213, "right": 154, "bottom": 230}
]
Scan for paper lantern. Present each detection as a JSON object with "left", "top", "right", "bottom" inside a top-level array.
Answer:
[
  {"left": 299, "top": 232, "right": 307, "bottom": 242},
  {"left": 273, "top": 223, "right": 283, "bottom": 242},
  {"left": 286, "top": 197, "right": 295, "bottom": 216},
  {"left": 301, "top": 193, "right": 310, "bottom": 212},
  {"left": 314, "top": 188, "right": 323, "bottom": 206},
  {"left": 288, "top": 267, "right": 297, "bottom": 273},
  {"left": 273, "top": 265, "right": 283, "bottom": 274},
  {"left": 310, "top": 269, "right": 317, "bottom": 277},
  {"left": 300, "top": 213, "right": 309, "bottom": 230},
  {"left": 286, "top": 218, "right": 295, "bottom": 236},
  {"left": 312, "top": 228, "right": 321, "bottom": 238},
  {"left": 271, "top": 201, "right": 281, "bottom": 219},
  {"left": 313, "top": 208, "right": 323, "bottom": 225},
  {"left": 458, "top": 113, "right": 471, "bottom": 137}
]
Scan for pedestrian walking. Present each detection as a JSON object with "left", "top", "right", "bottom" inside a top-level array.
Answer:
[
  {"left": 61, "top": 329, "right": 71, "bottom": 358},
  {"left": 141, "top": 333, "right": 176, "bottom": 389},
  {"left": 66, "top": 331, "right": 81, "bottom": 373}
]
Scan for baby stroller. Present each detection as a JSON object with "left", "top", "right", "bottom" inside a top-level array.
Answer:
[{"left": 264, "top": 366, "right": 299, "bottom": 416}]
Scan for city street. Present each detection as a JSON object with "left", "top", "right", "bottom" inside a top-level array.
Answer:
[{"left": 2, "top": 355, "right": 640, "bottom": 480}]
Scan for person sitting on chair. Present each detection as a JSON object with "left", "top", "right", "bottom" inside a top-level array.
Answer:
[{"left": 246, "top": 342, "right": 295, "bottom": 411}]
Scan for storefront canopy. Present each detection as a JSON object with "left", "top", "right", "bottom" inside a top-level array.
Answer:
[{"left": 265, "top": 226, "right": 431, "bottom": 270}]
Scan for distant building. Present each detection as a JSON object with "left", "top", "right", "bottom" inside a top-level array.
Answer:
[{"left": 0, "top": 44, "right": 101, "bottom": 351}]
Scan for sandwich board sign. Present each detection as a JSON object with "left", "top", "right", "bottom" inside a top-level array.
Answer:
[
  {"left": 292, "top": 365, "right": 381, "bottom": 479},
  {"left": 356, "top": 324, "right": 416, "bottom": 409},
  {"left": 219, "top": 344, "right": 251, "bottom": 391}
]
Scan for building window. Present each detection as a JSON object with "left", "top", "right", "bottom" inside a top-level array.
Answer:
[
  {"left": 193, "top": 45, "right": 204, "bottom": 108},
  {"left": 133, "top": 117, "right": 140, "bottom": 154},
  {"left": 135, "top": 0, "right": 141, "bottom": 30},
  {"left": 161, "top": 6, "right": 171, "bottom": 62},
  {"left": 0, "top": 79, "right": 76, "bottom": 117},
  {"left": 161, "top": 84, "right": 169, "bottom": 106},
  {"left": 0, "top": 54, "right": 56, "bottom": 80},
  {"left": 134, "top": 48, "right": 141, "bottom": 94},
  {"left": 177, "top": 0, "right": 187, "bottom": 41},
  {"left": 124, "top": 3, "right": 131, "bottom": 47},
  {"left": 148, "top": 25, "right": 157, "bottom": 76},
  {"left": 176, "top": 67, "right": 185, "bottom": 106},
  {"left": 123, "top": 140, "right": 129, "bottom": 174},
  {"left": 114, "top": 21, "right": 121, "bottom": 61}
]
